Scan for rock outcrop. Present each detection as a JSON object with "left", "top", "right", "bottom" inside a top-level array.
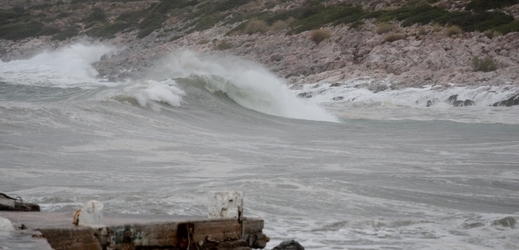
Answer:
[
  {"left": 0, "top": 193, "right": 40, "bottom": 212},
  {"left": 447, "top": 94, "right": 476, "bottom": 107},
  {"left": 492, "top": 94, "right": 519, "bottom": 106},
  {"left": 272, "top": 239, "right": 305, "bottom": 250}
]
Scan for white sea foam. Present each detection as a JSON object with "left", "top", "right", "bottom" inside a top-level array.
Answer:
[
  {"left": 111, "top": 79, "right": 185, "bottom": 109},
  {"left": 299, "top": 79, "right": 519, "bottom": 123},
  {"left": 306, "top": 79, "right": 519, "bottom": 107},
  {"left": 0, "top": 217, "right": 14, "bottom": 232},
  {"left": 0, "top": 43, "right": 114, "bottom": 88},
  {"left": 147, "top": 50, "right": 338, "bottom": 122}
]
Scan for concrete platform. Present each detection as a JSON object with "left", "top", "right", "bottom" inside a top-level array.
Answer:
[{"left": 0, "top": 212, "right": 268, "bottom": 250}]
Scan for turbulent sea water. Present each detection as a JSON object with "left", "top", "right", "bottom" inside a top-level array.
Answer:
[{"left": 1, "top": 43, "right": 518, "bottom": 249}]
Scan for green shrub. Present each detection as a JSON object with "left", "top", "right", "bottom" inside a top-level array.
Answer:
[
  {"left": 28, "top": 3, "right": 51, "bottom": 10},
  {"left": 83, "top": 8, "right": 106, "bottom": 23},
  {"left": 263, "top": 8, "right": 299, "bottom": 25},
  {"left": 262, "top": 2, "right": 519, "bottom": 36},
  {"left": 139, "top": 15, "right": 167, "bottom": 29},
  {"left": 376, "top": 6, "right": 416, "bottom": 23},
  {"left": 472, "top": 56, "right": 497, "bottom": 72},
  {"left": 0, "top": 9, "right": 26, "bottom": 24},
  {"left": 150, "top": 0, "right": 198, "bottom": 14},
  {"left": 350, "top": 21, "right": 364, "bottom": 29},
  {"left": 310, "top": 29, "right": 331, "bottom": 45},
  {"left": 383, "top": 33, "right": 406, "bottom": 43},
  {"left": 494, "top": 20, "right": 519, "bottom": 34},
  {"left": 116, "top": 10, "right": 146, "bottom": 24},
  {"left": 56, "top": 11, "right": 71, "bottom": 19},
  {"left": 466, "top": 0, "right": 519, "bottom": 11},
  {"left": 0, "top": 22, "right": 44, "bottom": 40},
  {"left": 52, "top": 28, "right": 78, "bottom": 41},
  {"left": 225, "top": 11, "right": 293, "bottom": 35},
  {"left": 375, "top": 4, "right": 517, "bottom": 35},
  {"left": 213, "top": 0, "right": 253, "bottom": 12},
  {"left": 169, "top": 35, "right": 183, "bottom": 41},
  {"left": 137, "top": 14, "right": 167, "bottom": 37},
  {"left": 288, "top": 4, "right": 365, "bottom": 34},
  {"left": 87, "top": 21, "right": 130, "bottom": 39},
  {"left": 452, "top": 12, "right": 514, "bottom": 32},
  {"left": 13, "top": 6, "right": 25, "bottom": 14},
  {"left": 376, "top": 23, "right": 394, "bottom": 34},
  {"left": 399, "top": 5, "right": 449, "bottom": 27},
  {"left": 299, "top": 3, "right": 322, "bottom": 19},
  {"left": 328, "top": 5, "right": 365, "bottom": 26},
  {"left": 445, "top": 25, "right": 462, "bottom": 36},
  {"left": 137, "top": 26, "right": 156, "bottom": 38},
  {"left": 244, "top": 20, "right": 269, "bottom": 34},
  {"left": 193, "top": 15, "right": 217, "bottom": 31}
]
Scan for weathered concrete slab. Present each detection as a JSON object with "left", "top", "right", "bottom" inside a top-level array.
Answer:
[
  {"left": 0, "top": 230, "right": 54, "bottom": 250},
  {"left": 0, "top": 212, "right": 268, "bottom": 250}
]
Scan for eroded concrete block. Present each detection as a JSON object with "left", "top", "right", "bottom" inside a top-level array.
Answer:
[
  {"left": 208, "top": 191, "right": 243, "bottom": 219},
  {"left": 72, "top": 200, "right": 104, "bottom": 227}
]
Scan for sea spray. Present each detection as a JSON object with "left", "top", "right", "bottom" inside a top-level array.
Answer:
[
  {"left": 0, "top": 43, "right": 114, "bottom": 88},
  {"left": 145, "top": 50, "right": 338, "bottom": 122}
]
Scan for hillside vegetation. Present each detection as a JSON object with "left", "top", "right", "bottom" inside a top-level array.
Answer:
[{"left": 0, "top": 0, "right": 518, "bottom": 41}]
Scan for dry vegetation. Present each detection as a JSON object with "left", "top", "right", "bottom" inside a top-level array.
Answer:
[
  {"left": 270, "top": 18, "right": 293, "bottom": 31},
  {"left": 216, "top": 40, "right": 233, "bottom": 50},
  {"left": 310, "top": 29, "right": 331, "bottom": 45},
  {"left": 472, "top": 56, "right": 498, "bottom": 72},
  {"left": 376, "top": 23, "right": 394, "bottom": 34},
  {"left": 483, "top": 29, "right": 502, "bottom": 38},
  {"left": 383, "top": 33, "right": 406, "bottom": 43},
  {"left": 418, "top": 26, "right": 427, "bottom": 35},
  {"left": 244, "top": 20, "right": 269, "bottom": 35},
  {"left": 445, "top": 25, "right": 463, "bottom": 36}
]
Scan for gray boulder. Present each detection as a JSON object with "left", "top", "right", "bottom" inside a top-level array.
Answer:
[
  {"left": 272, "top": 240, "right": 305, "bottom": 250},
  {"left": 492, "top": 94, "right": 519, "bottom": 107}
]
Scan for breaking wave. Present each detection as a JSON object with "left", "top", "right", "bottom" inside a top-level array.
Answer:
[
  {"left": 110, "top": 79, "right": 185, "bottom": 108},
  {"left": 145, "top": 50, "right": 339, "bottom": 122},
  {"left": 0, "top": 43, "right": 115, "bottom": 88},
  {"left": 0, "top": 44, "right": 337, "bottom": 122}
]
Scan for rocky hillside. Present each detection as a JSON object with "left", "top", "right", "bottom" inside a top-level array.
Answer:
[{"left": 1, "top": 0, "right": 519, "bottom": 97}]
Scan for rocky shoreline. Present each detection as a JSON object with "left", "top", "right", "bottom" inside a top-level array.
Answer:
[
  {"left": 3, "top": 20, "right": 519, "bottom": 88},
  {"left": 1, "top": 1, "right": 519, "bottom": 107}
]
